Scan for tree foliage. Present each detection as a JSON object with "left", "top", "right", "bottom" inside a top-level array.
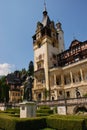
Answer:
[
  {"left": 27, "top": 61, "right": 34, "bottom": 76},
  {"left": 0, "top": 61, "right": 34, "bottom": 103},
  {"left": 0, "top": 76, "right": 9, "bottom": 102}
]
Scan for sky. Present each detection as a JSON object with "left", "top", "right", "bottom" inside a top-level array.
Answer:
[{"left": 0, "top": 0, "right": 87, "bottom": 75}]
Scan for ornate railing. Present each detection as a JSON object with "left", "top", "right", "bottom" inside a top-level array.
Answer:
[{"left": 37, "top": 97, "right": 87, "bottom": 106}]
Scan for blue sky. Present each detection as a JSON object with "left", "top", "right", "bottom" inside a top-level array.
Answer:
[{"left": 0, "top": 0, "right": 87, "bottom": 75}]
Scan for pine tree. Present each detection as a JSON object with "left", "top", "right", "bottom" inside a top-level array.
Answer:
[
  {"left": 28, "top": 61, "right": 34, "bottom": 76},
  {"left": 0, "top": 76, "right": 9, "bottom": 102}
]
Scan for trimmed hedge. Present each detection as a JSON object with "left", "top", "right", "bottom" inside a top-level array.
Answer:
[
  {"left": 0, "top": 113, "right": 46, "bottom": 130},
  {"left": 46, "top": 117, "right": 85, "bottom": 130},
  {"left": 0, "top": 117, "right": 16, "bottom": 130},
  {"left": 36, "top": 106, "right": 53, "bottom": 117},
  {"left": 37, "top": 109, "right": 53, "bottom": 114},
  {"left": 40, "top": 128, "right": 56, "bottom": 130},
  {"left": 15, "top": 118, "right": 46, "bottom": 130},
  {"left": 84, "top": 118, "right": 87, "bottom": 129},
  {"left": 4, "top": 108, "right": 20, "bottom": 114},
  {"left": 0, "top": 112, "right": 87, "bottom": 130},
  {"left": 39, "top": 106, "right": 50, "bottom": 109},
  {"left": 36, "top": 113, "right": 50, "bottom": 117}
]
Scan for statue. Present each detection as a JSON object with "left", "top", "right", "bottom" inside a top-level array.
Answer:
[
  {"left": 24, "top": 76, "right": 34, "bottom": 101},
  {"left": 76, "top": 88, "right": 81, "bottom": 98}
]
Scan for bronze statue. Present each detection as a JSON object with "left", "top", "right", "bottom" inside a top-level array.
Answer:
[{"left": 24, "top": 76, "right": 34, "bottom": 101}]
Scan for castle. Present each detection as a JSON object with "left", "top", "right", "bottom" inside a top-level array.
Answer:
[{"left": 32, "top": 5, "right": 87, "bottom": 101}]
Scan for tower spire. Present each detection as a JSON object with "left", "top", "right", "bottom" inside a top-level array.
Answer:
[
  {"left": 44, "top": 0, "right": 47, "bottom": 12},
  {"left": 42, "top": 0, "right": 51, "bottom": 26},
  {"left": 43, "top": 0, "right": 47, "bottom": 14}
]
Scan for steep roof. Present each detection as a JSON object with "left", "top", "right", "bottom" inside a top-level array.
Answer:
[
  {"left": 42, "top": 3, "right": 51, "bottom": 27},
  {"left": 6, "top": 71, "right": 21, "bottom": 85},
  {"left": 69, "top": 39, "right": 80, "bottom": 49}
]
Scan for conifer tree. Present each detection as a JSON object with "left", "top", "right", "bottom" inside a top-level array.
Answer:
[{"left": 28, "top": 61, "right": 34, "bottom": 76}]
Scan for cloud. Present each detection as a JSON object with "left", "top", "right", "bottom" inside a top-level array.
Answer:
[{"left": 0, "top": 63, "right": 15, "bottom": 76}]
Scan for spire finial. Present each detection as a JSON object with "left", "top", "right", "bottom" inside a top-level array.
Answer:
[{"left": 44, "top": 0, "right": 47, "bottom": 12}]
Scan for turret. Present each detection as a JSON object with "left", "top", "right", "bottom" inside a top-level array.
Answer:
[
  {"left": 56, "top": 22, "right": 65, "bottom": 53},
  {"left": 42, "top": 10, "right": 51, "bottom": 27},
  {"left": 32, "top": 3, "right": 65, "bottom": 101}
]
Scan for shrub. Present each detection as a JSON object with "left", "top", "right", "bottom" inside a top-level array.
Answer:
[
  {"left": 37, "top": 109, "right": 53, "bottom": 114},
  {"left": 5, "top": 108, "right": 20, "bottom": 114},
  {"left": 0, "top": 117, "right": 16, "bottom": 130},
  {"left": 39, "top": 106, "right": 50, "bottom": 109},
  {"left": 84, "top": 118, "right": 87, "bottom": 130},
  {"left": 46, "top": 117, "right": 85, "bottom": 130},
  {"left": 36, "top": 106, "right": 53, "bottom": 117},
  {"left": 0, "top": 114, "right": 46, "bottom": 130},
  {"left": 15, "top": 117, "right": 46, "bottom": 130},
  {"left": 0, "top": 112, "right": 87, "bottom": 130},
  {"left": 36, "top": 113, "right": 50, "bottom": 117},
  {"left": 40, "top": 128, "right": 56, "bottom": 130},
  {"left": 3, "top": 108, "right": 20, "bottom": 117}
]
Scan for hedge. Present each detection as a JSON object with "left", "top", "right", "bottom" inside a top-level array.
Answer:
[
  {"left": 0, "top": 114, "right": 46, "bottom": 130},
  {"left": 36, "top": 113, "right": 50, "bottom": 117},
  {"left": 0, "top": 112, "right": 87, "bottom": 130},
  {"left": 84, "top": 118, "right": 87, "bottom": 129},
  {"left": 15, "top": 118, "right": 46, "bottom": 130},
  {"left": 46, "top": 117, "right": 85, "bottom": 130},
  {"left": 0, "top": 116, "right": 16, "bottom": 130},
  {"left": 36, "top": 106, "right": 53, "bottom": 117},
  {"left": 40, "top": 128, "right": 56, "bottom": 130},
  {"left": 4, "top": 108, "right": 20, "bottom": 114},
  {"left": 39, "top": 106, "right": 50, "bottom": 109}
]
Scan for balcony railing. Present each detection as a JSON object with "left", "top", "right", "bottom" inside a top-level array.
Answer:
[{"left": 37, "top": 97, "right": 87, "bottom": 107}]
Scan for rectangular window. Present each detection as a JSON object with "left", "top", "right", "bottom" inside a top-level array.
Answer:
[
  {"left": 37, "top": 63, "right": 41, "bottom": 69},
  {"left": 66, "top": 91, "right": 70, "bottom": 98}
]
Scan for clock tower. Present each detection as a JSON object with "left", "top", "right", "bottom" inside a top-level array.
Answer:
[{"left": 32, "top": 5, "right": 65, "bottom": 101}]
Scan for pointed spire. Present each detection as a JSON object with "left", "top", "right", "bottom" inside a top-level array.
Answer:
[
  {"left": 42, "top": 0, "right": 51, "bottom": 27},
  {"left": 43, "top": 0, "right": 47, "bottom": 15},
  {"left": 44, "top": 0, "right": 47, "bottom": 12}
]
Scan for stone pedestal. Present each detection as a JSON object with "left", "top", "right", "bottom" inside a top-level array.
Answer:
[
  {"left": 57, "top": 106, "right": 67, "bottom": 115},
  {"left": 0, "top": 103, "right": 7, "bottom": 111},
  {"left": 20, "top": 101, "right": 36, "bottom": 118}
]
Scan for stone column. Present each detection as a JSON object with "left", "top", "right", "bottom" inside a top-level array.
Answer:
[
  {"left": 70, "top": 71, "right": 73, "bottom": 84},
  {"left": 54, "top": 90, "right": 58, "bottom": 100},
  {"left": 54, "top": 73, "right": 56, "bottom": 85},
  {"left": 80, "top": 68, "right": 83, "bottom": 81},
  {"left": 61, "top": 74, "right": 64, "bottom": 86},
  {"left": 41, "top": 92, "right": 44, "bottom": 100}
]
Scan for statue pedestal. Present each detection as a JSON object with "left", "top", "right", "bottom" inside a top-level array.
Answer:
[{"left": 20, "top": 101, "right": 36, "bottom": 118}]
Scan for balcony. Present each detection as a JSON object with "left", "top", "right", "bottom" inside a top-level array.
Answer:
[
  {"left": 34, "top": 68, "right": 45, "bottom": 80},
  {"left": 33, "top": 82, "right": 45, "bottom": 91}
]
